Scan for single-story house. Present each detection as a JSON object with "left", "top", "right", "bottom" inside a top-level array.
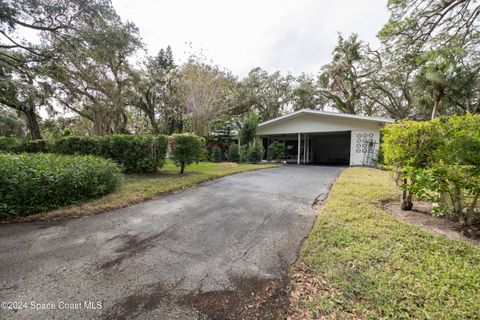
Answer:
[{"left": 256, "top": 109, "right": 394, "bottom": 166}]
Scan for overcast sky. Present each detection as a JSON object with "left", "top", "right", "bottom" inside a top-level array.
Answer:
[{"left": 111, "top": 0, "right": 390, "bottom": 78}]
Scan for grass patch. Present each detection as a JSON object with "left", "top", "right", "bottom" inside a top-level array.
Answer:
[
  {"left": 6, "top": 161, "right": 277, "bottom": 222},
  {"left": 291, "top": 167, "right": 480, "bottom": 319}
]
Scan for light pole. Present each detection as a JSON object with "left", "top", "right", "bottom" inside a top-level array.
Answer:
[{"left": 225, "top": 120, "right": 232, "bottom": 144}]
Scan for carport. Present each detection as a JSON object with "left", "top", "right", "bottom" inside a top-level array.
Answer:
[{"left": 256, "top": 109, "right": 394, "bottom": 166}]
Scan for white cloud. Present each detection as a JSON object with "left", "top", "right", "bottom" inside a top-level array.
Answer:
[{"left": 111, "top": 0, "right": 389, "bottom": 77}]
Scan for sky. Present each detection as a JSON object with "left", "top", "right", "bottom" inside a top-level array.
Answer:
[{"left": 114, "top": 0, "right": 389, "bottom": 77}]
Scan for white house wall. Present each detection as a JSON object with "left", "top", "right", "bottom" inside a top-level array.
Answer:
[
  {"left": 256, "top": 114, "right": 383, "bottom": 135},
  {"left": 349, "top": 130, "right": 381, "bottom": 166}
]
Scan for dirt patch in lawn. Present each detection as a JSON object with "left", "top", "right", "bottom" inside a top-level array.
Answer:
[
  {"left": 180, "top": 275, "right": 289, "bottom": 320},
  {"left": 221, "top": 162, "right": 239, "bottom": 167},
  {"left": 383, "top": 200, "right": 480, "bottom": 245}
]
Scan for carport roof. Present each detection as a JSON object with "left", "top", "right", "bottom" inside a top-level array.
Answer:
[{"left": 258, "top": 109, "right": 395, "bottom": 128}]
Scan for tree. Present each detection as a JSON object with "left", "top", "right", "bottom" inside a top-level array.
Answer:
[
  {"left": 175, "top": 56, "right": 237, "bottom": 136},
  {"left": 433, "top": 114, "right": 480, "bottom": 230},
  {"left": 238, "top": 111, "right": 260, "bottom": 146},
  {"left": 239, "top": 68, "right": 293, "bottom": 120},
  {"left": 412, "top": 48, "right": 475, "bottom": 120},
  {"left": 0, "top": 0, "right": 113, "bottom": 139},
  {"left": 0, "top": 106, "right": 26, "bottom": 137},
  {"left": 384, "top": 115, "right": 480, "bottom": 231},
  {"left": 382, "top": 120, "right": 441, "bottom": 210},
  {"left": 363, "top": 53, "right": 416, "bottom": 119},
  {"left": 379, "top": 1, "right": 480, "bottom": 119},
  {"left": 291, "top": 73, "right": 325, "bottom": 111},
  {"left": 0, "top": 0, "right": 110, "bottom": 68},
  {"left": 133, "top": 46, "right": 182, "bottom": 134},
  {"left": 49, "top": 13, "right": 142, "bottom": 135},
  {"left": 379, "top": 0, "right": 480, "bottom": 50},
  {"left": 0, "top": 59, "right": 51, "bottom": 139},
  {"left": 318, "top": 34, "right": 381, "bottom": 114},
  {"left": 171, "top": 134, "right": 205, "bottom": 174}
]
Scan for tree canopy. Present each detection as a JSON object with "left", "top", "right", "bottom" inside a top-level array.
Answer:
[{"left": 1, "top": 0, "right": 479, "bottom": 140}]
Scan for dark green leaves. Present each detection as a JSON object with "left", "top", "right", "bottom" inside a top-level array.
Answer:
[{"left": 0, "top": 153, "right": 122, "bottom": 217}]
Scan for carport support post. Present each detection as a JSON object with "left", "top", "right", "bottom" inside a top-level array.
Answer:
[
  {"left": 306, "top": 136, "right": 309, "bottom": 163},
  {"left": 297, "top": 133, "right": 301, "bottom": 164},
  {"left": 303, "top": 134, "right": 307, "bottom": 164}
]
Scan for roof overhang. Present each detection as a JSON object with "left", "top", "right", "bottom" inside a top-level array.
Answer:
[{"left": 258, "top": 109, "right": 395, "bottom": 129}]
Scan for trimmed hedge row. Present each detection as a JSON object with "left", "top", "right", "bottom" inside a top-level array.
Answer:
[
  {"left": 0, "top": 135, "right": 169, "bottom": 173},
  {"left": 0, "top": 153, "right": 122, "bottom": 217}
]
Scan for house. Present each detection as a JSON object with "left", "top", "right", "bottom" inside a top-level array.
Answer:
[{"left": 256, "top": 109, "right": 394, "bottom": 166}]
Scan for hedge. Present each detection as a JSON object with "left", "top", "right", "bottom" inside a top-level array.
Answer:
[
  {"left": 0, "top": 134, "right": 169, "bottom": 174},
  {"left": 52, "top": 135, "right": 168, "bottom": 173},
  {"left": 0, "top": 153, "right": 122, "bottom": 217}
]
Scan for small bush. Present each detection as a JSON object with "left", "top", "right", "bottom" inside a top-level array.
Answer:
[
  {"left": 211, "top": 145, "right": 222, "bottom": 162},
  {"left": 171, "top": 134, "right": 205, "bottom": 173},
  {"left": 0, "top": 153, "right": 122, "bottom": 217},
  {"left": 0, "top": 136, "right": 20, "bottom": 152},
  {"left": 227, "top": 144, "right": 240, "bottom": 163},
  {"left": 239, "top": 145, "right": 249, "bottom": 163},
  {"left": 267, "top": 141, "right": 284, "bottom": 161},
  {"left": 248, "top": 143, "right": 264, "bottom": 163}
]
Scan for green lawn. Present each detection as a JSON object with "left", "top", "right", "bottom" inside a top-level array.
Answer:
[
  {"left": 14, "top": 161, "right": 277, "bottom": 222},
  {"left": 291, "top": 167, "right": 480, "bottom": 319}
]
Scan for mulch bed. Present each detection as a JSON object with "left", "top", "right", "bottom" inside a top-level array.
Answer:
[{"left": 383, "top": 200, "right": 480, "bottom": 245}]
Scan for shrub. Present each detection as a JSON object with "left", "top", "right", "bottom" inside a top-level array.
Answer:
[
  {"left": 382, "top": 114, "right": 480, "bottom": 230},
  {"left": 239, "top": 145, "right": 249, "bottom": 163},
  {"left": 211, "top": 145, "right": 222, "bottom": 162},
  {"left": 0, "top": 153, "right": 122, "bottom": 217},
  {"left": 15, "top": 139, "right": 51, "bottom": 153},
  {"left": 171, "top": 134, "right": 205, "bottom": 174},
  {"left": 97, "top": 135, "right": 168, "bottom": 173},
  {"left": 51, "top": 135, "right": 168, "bottom": 173},
  {"left": 0, "top": 136, "right": 20, "bottom": 152},
  {"left": 382, "top": 121, "right": 439, "bottom": 169},
  {"left": 382, "top": 120, "right": 441, "bottom": 210},
  {"left": 227, "top": 144, "right": 240, "bottom": 163},
  {"left": 239, "top": 112, "right": 260, "bottom": 146},
  {"left": 248, "top": 143, "right": 264, "bottom": 163},
  {"left": 267, "top": 141, "right": 284, "bottom": 161}
]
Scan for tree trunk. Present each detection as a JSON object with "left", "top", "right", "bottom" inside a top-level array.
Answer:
[
  {"left": 114, "top": 110, "right": 129, "bottom": 134},
  {"left": 24, "top": 106, "right": 42, "bottom": 140},
  {"left": 431, "top": 89, "right": 444, "bottom": 120},
  {"left": 400, "top": 178, "right": 413, "bottom": 211},
  {"left": 149, "top": 111, "right": 159, "bottom": 134},
  {"left": 180, "top": 161, "right": 185, "bottom": 174},
  {"left": 452, "top": 187, "right": 467, "bottom": 227},
  {"left": 463, "top": 194, "right": 478, "bottom": 234}
]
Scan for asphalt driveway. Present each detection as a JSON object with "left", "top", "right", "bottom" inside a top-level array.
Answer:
[{"left": 0, "top": 165, "right": 343, "bottom": 319}]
